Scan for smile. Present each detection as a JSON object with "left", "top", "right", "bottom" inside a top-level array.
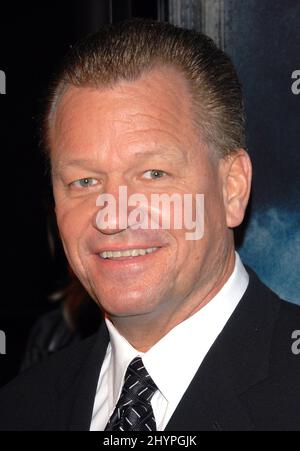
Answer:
[{"left": 99, "top": 247, "right": 159, "bottom": 259}]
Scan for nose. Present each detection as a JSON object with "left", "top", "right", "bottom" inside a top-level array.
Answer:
[{"left": 93, "top": 183, "right": 142, "bottom": 235}]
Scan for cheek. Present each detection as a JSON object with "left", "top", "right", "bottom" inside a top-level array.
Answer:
[
  {"left": 202, "top": 174, "right": 227, "bottom": 223},
  {"left": 55, "top": 202, "right": 88, "bottom": 261},
  {"left": 170, "top": 192, "right": 225, "bottom": 272},
  {"left": 170, "top": 228, "right": 199, "bottom": 272}
]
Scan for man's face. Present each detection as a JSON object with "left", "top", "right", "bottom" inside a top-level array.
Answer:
[{"left": 50, "top": 66, "right": 232, "bottom": 324}]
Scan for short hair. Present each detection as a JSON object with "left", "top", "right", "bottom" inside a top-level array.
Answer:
[{"left": 42, "top": 19, "right": 246, "bottom": 159}]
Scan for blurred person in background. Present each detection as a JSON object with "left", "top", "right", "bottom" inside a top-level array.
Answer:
[{"left": 21, "top": 206, "right": 102, "bottom": 371}]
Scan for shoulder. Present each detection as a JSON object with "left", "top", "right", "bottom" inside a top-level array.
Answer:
[
  {"left": 253, "top": 299, "right": 300, "bottom": 430},
  {"left": 247, "top": 266, "right": 300, "bottom": 371},
  {"left": 232, "top": 268, "right": 300, "bottom": 429},
  {"left": 246, "top": 266, "right": 299, "bottom": 334},
  {"left": 0, "top": 333, "right": 98, "bottom": 430},
  {"left": 277, "top": 298, "right": 300, "bottom": 326},
  {"left": 271, "top": 299, "right": 300, "bottom": 366}
]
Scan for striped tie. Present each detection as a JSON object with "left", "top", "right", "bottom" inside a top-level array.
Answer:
[{"left": 105, "top": 356, "right": 158, "bottom": 431}]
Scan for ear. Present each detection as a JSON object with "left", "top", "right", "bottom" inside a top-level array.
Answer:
[{"left": 219, "top": 149, "right": 252, "bottom": 228}]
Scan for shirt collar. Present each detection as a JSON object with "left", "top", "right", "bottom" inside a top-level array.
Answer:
[
  {"left": 105, "top": 319, "right": 144, "bottom": 407},
  {"left": 105, "top": 252, "right": 248, "bottom": 407}
]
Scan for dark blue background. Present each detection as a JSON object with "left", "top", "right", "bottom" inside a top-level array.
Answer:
[{"left": 225, "top": 0, "right": 300, "bottom": 304}]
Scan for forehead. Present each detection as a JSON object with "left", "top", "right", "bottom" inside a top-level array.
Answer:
[{"left": 49, "top": 66, "right": 203, "bottom": 163}]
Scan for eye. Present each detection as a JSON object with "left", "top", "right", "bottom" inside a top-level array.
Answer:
[
  {"left": 70, "top": 178, "right": 99, "bottom": 188},
  {"left": 143, "top": 169, "right": 167, "bottom": 180}
]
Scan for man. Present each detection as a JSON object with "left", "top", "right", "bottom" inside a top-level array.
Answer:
[{"left": 0, "top": 19, "right": 299, "bottom": 431}]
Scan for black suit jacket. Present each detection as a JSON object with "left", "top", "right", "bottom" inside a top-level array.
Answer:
[{"left": 0, "top": 269, "right": 299, "bottom": 431}]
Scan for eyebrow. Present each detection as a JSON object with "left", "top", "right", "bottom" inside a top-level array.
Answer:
[
  {"left": 51, "top": 159, "right": 101, "bottom": 176},
  {"left": 54, "top": 159, "right": 99, "bottom": 169}
]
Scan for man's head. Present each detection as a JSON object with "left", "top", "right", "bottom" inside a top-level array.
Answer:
[
  {"left": 45, "top": 20, "right": 251, "bottom": 348},
  {"left": 44, "top": 19, "right": 246, "bottom": 158}
]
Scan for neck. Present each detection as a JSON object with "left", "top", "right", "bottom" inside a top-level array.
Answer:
[{"left": 108, "top": 249, "right": 236, "bottom": 352}]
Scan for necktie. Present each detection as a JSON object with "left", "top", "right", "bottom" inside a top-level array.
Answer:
[{"left": 105, "top": 356, "right": 158, "bottom": 431}]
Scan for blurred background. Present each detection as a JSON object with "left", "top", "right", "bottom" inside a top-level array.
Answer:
[{"left": 0, "top": 0, "right": 299, "bottom": 386}]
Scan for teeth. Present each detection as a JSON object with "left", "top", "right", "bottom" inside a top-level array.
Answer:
[{"left": 99, "top": 247, "right": 158, "bottom": 259}]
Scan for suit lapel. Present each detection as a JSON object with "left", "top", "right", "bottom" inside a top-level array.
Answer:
[
  {"left": 54, "top": 269, "right": 280, "bottom": 431},
  {"left": 165, "top": 270, "right": 280, "bottom": 431},
  {"left": 56, "top": 322, "right": 110, "bottom": 431},
  {"left": 164, "top": 363, "right": 255, "bottom": 431}
]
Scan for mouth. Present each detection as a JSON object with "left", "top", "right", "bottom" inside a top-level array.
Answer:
[{"left": 98, "top": 246, "right": 160, "bottom": 260}]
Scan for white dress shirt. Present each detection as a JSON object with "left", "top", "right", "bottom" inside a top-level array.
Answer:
[{"left": 90, "top": 252, "right": 249, "bottom": 431}]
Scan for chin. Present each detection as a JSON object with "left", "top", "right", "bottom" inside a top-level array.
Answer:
[
  {"left": 102, "top": 304, "right": 154, "bottom": 319},
  {"left": 94, "top": 290, "right": 156, "bottom": 317}
]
